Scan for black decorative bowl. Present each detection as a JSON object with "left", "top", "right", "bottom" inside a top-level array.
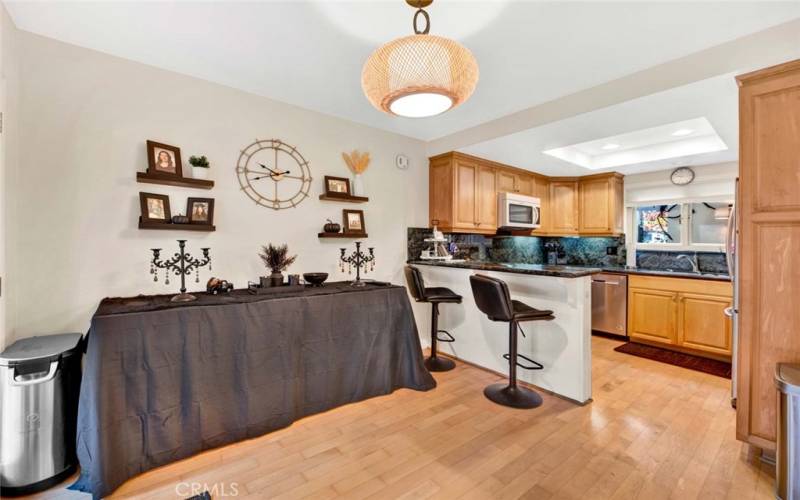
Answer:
[{"left": 303, "top": 273, "right": 328, "bottom": 287}]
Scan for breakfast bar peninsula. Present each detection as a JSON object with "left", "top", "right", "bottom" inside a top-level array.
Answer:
[{"left": 410, "top": 260, "right": 600, "bottom": 404}]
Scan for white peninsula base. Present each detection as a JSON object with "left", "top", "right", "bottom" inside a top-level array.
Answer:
[{"left": 411, "top": 265, "right": 593, "bottom": 404}]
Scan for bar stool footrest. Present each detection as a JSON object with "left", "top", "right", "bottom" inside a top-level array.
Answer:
[
  {"left": 436, "top": 330, "right": 455, "bottom": 343},
  {"left": 503, "top": 353, "right": 543, "bottom": 370}
]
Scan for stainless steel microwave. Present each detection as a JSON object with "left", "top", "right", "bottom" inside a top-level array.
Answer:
[{"left": 497, "top": 192, "right": 541, "bottom": 229}]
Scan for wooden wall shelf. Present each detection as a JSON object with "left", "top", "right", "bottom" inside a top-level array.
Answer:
[
  {"left": 139, "top": 221, "right": 216, "bottom": 232},
  {"left": 318, "top": 232, "right": 368, "bottom": 239},
  {"left": 318, "top": 194, "right": 369, "bottom": 203},
  {"left": 137, "top": 172, "right": 214, "bottom": 190}
]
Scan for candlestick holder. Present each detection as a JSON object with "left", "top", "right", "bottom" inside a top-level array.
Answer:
[
  {"left": 150, "top": 239, "right": 212, "bottom": 302},
  {"left": 339, "top": 242, "right": 375, "bottom": 287}
]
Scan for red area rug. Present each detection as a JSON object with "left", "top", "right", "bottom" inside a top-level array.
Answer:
[{"left": 614, "top": 341, "right": 731, "bottom": 379}]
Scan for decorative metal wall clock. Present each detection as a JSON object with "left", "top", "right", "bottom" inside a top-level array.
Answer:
[{"left": 236, "top": 139, "right": 312, "bottom": 210}]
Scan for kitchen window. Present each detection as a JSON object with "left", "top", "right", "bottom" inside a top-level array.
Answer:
[
  {"left": 632, "top": 201, "right": 732, "bottom": 251},
  {"left": 635, "top": 204, "right": 681, "bottom": 244}
]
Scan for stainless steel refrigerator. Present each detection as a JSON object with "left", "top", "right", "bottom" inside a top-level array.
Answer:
[{"left": 726, "top": 179, "right": 739, "bottom": 408}]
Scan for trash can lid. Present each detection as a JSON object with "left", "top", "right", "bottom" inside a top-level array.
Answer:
[
  {"left": 775, "top": 363, "right": 800, "bottom": 395},
  {"left": 0, "top": 333, "right": 83, "bottom": 365}
]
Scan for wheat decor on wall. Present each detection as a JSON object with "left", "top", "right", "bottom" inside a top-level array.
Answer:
[
  {"left": 342, "top": 150, "right": 371, "bottom": 197},
  {"left": 342, "top": 150, "right": 371, "bottom": 175}
]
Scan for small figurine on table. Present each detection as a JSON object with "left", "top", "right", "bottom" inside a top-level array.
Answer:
[{"left": 206, "top": 277, "right": 234, "bottom": 295}]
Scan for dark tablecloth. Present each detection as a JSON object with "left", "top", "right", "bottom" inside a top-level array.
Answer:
[{"left": 70, "top": 282, "right": 435, "bottom": 498}]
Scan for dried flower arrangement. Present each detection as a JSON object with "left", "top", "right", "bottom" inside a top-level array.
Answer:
[
  {"left": 342, "top": 150, "right": 371, "bottom": 174},
  {"left": 259, "top": 243, "right": 297, "bottom": 275}
]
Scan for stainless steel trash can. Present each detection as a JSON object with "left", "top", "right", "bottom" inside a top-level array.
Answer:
[
  {"left": 776, "top": 363, "right": 800, "bottom": 500},
  {"left": 0, "top": 333, "right": 83, "bottom": 496}
]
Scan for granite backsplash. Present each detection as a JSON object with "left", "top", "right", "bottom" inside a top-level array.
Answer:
[
  {"left": 636, "top": 250, "right": 728, "bottom": 274},
  {"left": 407, "top": 228, "right": 729, "bottom": 274},
  {"left": 407, "top": 228, "right": 625, "bottom": 267}
]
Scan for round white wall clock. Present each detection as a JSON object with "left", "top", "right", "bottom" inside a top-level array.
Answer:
[
  {"left": 236, "top": 139, "right": 312, "bottom": 210},
  {"left": 670, "top": 166, "right": 695, "bottom": 186}
]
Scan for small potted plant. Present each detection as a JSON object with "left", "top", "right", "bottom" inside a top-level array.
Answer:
[
  {"left": 189, "top": 155, "right": 210, "bottom": 180},
  {"left": 258, "top": 243, "right": 297, "bottom": 287}
]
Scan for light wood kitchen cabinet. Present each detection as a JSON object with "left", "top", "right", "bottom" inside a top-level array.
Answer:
[
  {"left": 428, "top": 151, "right": 623, "bottom": 236},
  {"left": 735, "top": 59, "right": 800, "bottom": 450},
  {"left": 429, "top": 153, "right": 497, "bottom": 234},
  {"left": 627, "top": 275, "right": 732, "bottom": 358},
  {"left": 628, "top": 287, "right": 679, "bottom": 345},
  {"left": 532, "top": 177, "right": 550, "bottom": 235},
  {"left": 549, "top": 180, "right": 579, "bottom": 234},
  {"left": 453, "top": 158, "right": 478, "bottom": 230},
  {"left": 496, "top": 170, "right": 516, "bottom": 193},
  {"left": 476, "top": 165, "right": 497, "bottom": 230},
  {"left": 579, "top": 173, "right": 624, "bottom": 234},
  {"left": 517, "top": 174, "right": 535, "bottom": 196},
  {"left": 497, "top": 170, "right": 535, "bottom": 196},
  {"left": 679, "top": 293, "right": 732, "bottom": 356}
]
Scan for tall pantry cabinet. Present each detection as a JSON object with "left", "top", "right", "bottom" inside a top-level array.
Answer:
[{"left": 736, "top": 59, "right": 800, "bottom": 450}]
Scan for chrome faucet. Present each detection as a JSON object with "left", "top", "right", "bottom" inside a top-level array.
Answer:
[{"left": 677, "top": 254, "right": 700, "bottom": 273}]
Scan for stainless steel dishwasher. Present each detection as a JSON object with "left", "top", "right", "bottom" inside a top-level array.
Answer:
[{"left": 591, "top": 273, "right": 627, "bottom": 337}]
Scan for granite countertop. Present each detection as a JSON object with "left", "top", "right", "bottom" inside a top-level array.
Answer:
[
  {"left": 408, "top": 260, "right": 602, "bottom": 278},
  {"left": 599, "top": 266, "right": 730, "bottom": 282},
  {"left": 409, "top": 260, "right": 731, "bottom": 282}
]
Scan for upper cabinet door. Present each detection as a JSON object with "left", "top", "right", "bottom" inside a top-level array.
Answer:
[
  {"left": 516, "top": 175, "right": 535, "bottom": 196},
  {"left": 428, "top": 158, "right": 454, "bottom": 229},
  {"left": 578, "top": 175, "right": 624, "bottom": 235},
  {"left": 579, "top": 177, "right": 612, "bottom": 232},
  {"left": 476, "top": 165, "right": 497, "bottom": 230},
  {"left": 496, "top": 171, "right": 516, "bottom": 193},
  {"left": 453, "top": 159, "right": 478, "bottom": 230},
  {"left": 550, "top": 181, "right": 579, "bottom": 233},
  {"left": 532, "top": 177, "right": 550, "bottom": 234}
]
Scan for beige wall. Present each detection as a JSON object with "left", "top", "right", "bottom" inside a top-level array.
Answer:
[
  {"left": 6, "top": 32, "right": 428, "bottom": 341},
  {"left": 0, "top": 4, "right": 20, "bottom": 350},
  {"left": 624, "top": 161, "right": 737, "bottom": 206}
]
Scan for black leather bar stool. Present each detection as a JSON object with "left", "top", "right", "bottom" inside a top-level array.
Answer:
[
  {"left": 404, "top": 265, "right": 462, "bottom": 372},
  {"left": 469, "top": 274, "right": 554, "bottom": 409}
]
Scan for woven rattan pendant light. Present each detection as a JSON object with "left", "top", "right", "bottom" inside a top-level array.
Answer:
[{"left": 361, "top": 0, "right": 479, "bottom": 118}]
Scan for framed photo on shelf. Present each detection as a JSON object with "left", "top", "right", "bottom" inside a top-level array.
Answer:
[
  {"left": 139, "top": 192, "right": 171, "bottom": 223},
  {"left": 324, "top": 176, "right": 351, "bottom": 197},
  {"left": 187, "top": 197, "right": 214, "bottom": 225},
  {"left": 343, "top": 209, "right": 365, "bottom": 234},
  {"left": 146, "top": 140, "right": 183, "bottom": 178}
]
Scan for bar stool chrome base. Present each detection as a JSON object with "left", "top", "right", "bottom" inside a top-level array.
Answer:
[
  {"left": 484, "top": 383, "right": 543, "bottom": 409},
  {"left": 424, "top": 355, "right": 456, "bottom": 372}
]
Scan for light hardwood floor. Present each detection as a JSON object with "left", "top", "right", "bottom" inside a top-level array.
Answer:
[{"left": 25, "top": 336, "right": 774, "bottom": 499}]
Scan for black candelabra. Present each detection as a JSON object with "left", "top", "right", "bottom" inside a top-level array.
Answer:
[
  {"left": 339, "top": 242, "right": 375, "bottom": 287},
  {"left": 150, "top": 239, "right": 212, "bottom": 302}
]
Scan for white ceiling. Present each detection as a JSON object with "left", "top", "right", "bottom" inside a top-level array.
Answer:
[
  {"left": 6, "top": 0, "right": 800, "bottom": 145},
  {"left": 540, "top": 117, "right": 728, "bottom": 171},
  {"left": 461, "top": 72, "right": 741, "bottom": 176}
]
